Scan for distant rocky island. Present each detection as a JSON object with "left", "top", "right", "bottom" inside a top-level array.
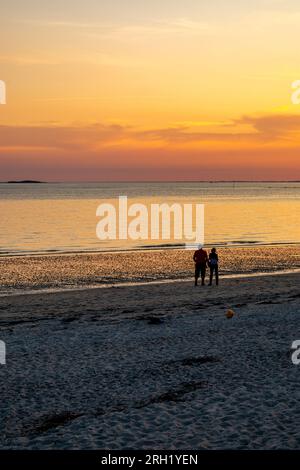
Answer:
[{"left": 6, "top": 180, "right": 45, "bottom": 184}]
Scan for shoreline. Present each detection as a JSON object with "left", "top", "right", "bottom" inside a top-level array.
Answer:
[
  {"left": 0, "top": 240, "right": 299, "bottom": 259},
  {"left": 0, "top": 244, "right": 299, "bottom": 297},
  {"left": 1, "top": 267, "right": 300, "bottom": 298}
]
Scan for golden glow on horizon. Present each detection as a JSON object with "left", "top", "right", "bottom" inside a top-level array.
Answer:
[{"left": 1, "top": 1, "right": 300, "bottom": 180}]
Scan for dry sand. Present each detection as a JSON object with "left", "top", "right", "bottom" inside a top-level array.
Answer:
[{"left": 0, "top": 271, "right": 300, "bottom": 449}]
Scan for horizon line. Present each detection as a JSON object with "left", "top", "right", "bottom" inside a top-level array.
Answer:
[{"left": 1, "top": 180, "right": 300, "bottom": 184}]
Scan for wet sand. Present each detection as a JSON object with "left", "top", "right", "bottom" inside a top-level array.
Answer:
[{"left": 0, "top": 244, "right": 299, "bottom": 296}]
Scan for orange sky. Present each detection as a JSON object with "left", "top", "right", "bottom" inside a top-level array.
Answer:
[{"left": 1, "top": 0, "right": 300, "bottom": 181}]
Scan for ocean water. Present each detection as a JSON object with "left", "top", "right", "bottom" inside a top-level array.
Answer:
[{"left": 0, "top": 182, "right": 299, "bottom": 255}]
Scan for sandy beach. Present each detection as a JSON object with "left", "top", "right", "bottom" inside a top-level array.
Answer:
[
  {"left": 2, "top": 0, "right": 300, "bottom": 458},
  {"left": 1, "top": 270, "right": 299, "bottom": 449}
]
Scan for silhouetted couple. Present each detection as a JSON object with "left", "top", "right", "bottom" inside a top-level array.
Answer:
[{"left": 193, "top": 246, "right": 219, "bottom": 286}]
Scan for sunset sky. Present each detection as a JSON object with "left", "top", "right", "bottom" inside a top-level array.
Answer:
[{"left": 1, "top": 0, "right": 300, "bottom": 181}]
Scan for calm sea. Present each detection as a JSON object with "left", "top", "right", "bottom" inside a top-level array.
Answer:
[{"left": 0, "top": 182, "right": 299, "bottom": 256}]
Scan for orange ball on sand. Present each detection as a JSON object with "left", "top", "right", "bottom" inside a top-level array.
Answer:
[{"left": 226, "top": 309, "right": 235, "bottom": 319}]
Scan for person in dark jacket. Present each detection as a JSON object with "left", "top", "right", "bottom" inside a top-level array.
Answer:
[
  {"left": 193, "top": 246, "right": 208, "bottom": 286},
  {"left": 209, "top": 247, "right": 219, "bottom": 286}
]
